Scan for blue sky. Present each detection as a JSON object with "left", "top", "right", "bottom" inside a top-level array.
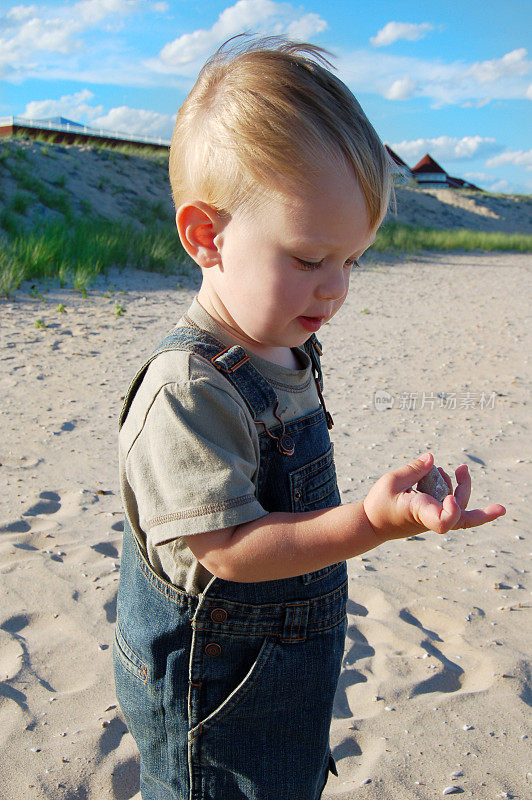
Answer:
[{"left": 1, "top": 0, "right": 531, "bottom": 193}]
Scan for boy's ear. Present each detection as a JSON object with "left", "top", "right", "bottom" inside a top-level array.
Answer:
[{"left": 175, "top": 202, "right": 226, "bottom": 268}]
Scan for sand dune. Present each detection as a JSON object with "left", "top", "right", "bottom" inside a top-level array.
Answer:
[
  {"left": 0, "top": 253, "right": 530, "bottom": 798},
  {"left": 1, "top": 137, "right": 531, "bottom": 240}
]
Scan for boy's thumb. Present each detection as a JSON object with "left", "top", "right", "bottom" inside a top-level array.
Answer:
[{"left": 393, "top": 452, "right": 433, "bottom": 489}]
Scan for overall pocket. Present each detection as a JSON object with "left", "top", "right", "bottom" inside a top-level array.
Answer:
[
  {"left": 289, "top": 444, "right": 340, "bottom": 513},
  {"left": 188, "top": 633, "right": 277, "bottom": 739},
  {"left": 113, "top": 621, "right": 150, "bottom": 684}
]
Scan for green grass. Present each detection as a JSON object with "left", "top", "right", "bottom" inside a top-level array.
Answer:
[
  {"left": 0, "top": 217, "right": 193, "bottom": 297},
  {"left": 51, "top": 173, "right": 67, "bottom": 188},
  {"left": 2, "top": 160, "right": 73, "bottom": 218},
  {"left": 131, "top": 197, "right": 171, "bottom": 225},
  {"left": 374, "top": 222, "right": 532, "bottom": 253},
  {"left": 12, "top": 192, "right": 32, "bottom": 214},
  {"left": 0, "top": 207, "right": 23, "bottom": 237}
]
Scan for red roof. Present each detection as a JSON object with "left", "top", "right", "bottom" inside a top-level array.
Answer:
[{"left": 412, "top": 154, "right": 446, "bottom": 174}]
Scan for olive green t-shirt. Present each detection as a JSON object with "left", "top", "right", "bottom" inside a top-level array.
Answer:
[{"left": 119, "top": 297, "right": 322, "bottom": 594}]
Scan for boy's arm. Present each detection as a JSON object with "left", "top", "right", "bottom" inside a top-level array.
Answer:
[
  {"left": 187, "top": 453, "right": 506, "bottom": 583},
  {"left": 187, "top": 501, "right": 379, "bottom": 582}
]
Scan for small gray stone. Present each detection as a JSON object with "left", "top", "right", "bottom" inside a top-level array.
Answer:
[
  {"left": 417, "top": 465, "right": 450, "bottom": 502},
  {"left": 443, "top": 787, "right": 463, "bottom": 795}
]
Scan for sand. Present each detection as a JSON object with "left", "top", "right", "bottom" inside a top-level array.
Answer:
[{"left": 0, "top": 252, "right": 530, "bottom": 799}]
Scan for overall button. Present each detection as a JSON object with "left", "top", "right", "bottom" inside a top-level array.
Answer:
[
  {"left": 293, "top": 488, "right": 301, "bottom": 501},
  {"left": 205, "top": 643, "right": 222, "bottom": 658},
  {"left": 210, "top": 608, "right": 227, "bottom": 623}
]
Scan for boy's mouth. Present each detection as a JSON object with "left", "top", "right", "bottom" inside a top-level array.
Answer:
[{"left": 298, "top": 315, "right": 324, "bottom": 332}]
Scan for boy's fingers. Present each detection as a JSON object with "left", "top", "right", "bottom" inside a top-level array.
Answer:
[
  {"left": 410, "top": 491, "right": 460, "bottom": 534},
  {"left": 452, "top": 504, "right": 506, "bottom": 530},
  {"left": 393, "top": 453, "right": 434, "bottom": 491},
  {"left": 453, "top": 464, "right": 471, "bottom": 509},
  {"left": 438, "top": 494, "right": 462, "bottom": 532}
]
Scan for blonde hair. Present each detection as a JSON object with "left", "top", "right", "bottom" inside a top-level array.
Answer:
[{"left": 169, "top": 35, "right": 392, "bottom": 229}]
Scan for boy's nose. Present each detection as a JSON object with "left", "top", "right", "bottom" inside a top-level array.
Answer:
[{"left": 316, "top": 268, "right": 348, "bottom": 301}]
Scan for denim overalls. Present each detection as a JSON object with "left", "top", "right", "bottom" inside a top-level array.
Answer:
[{"left": 113, "top": 323, "right": 348, "bottom": 800}]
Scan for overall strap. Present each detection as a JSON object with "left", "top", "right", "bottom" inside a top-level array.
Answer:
[
  {"left": 119, "top": 325, "right": 279, "bottom": 429},
  {"left": 303, "top": 333, "right": 324, "bottom": 391},
  {"left": 303, "top": 333, "right": 333, "bottom": 429}
]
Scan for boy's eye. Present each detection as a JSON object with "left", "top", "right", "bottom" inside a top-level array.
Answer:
[
  {"left": 295, "top": 257, "right": 360, "bottom": 270},
  {"left": 296, "top": 258, "right": 323, "bottom": 270}
]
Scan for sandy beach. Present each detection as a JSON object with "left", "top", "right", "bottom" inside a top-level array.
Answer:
[{"left": 0, "top": 251, "right": 530, "bottom": 799}]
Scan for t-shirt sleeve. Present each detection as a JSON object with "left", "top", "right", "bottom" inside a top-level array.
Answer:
[{"left": 125, "top": 374, "right": 268, "bottom": 546}]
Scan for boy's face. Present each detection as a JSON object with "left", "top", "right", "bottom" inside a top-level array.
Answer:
[{"left": 197, "top": 159, "right": 375, "bottom": 363}]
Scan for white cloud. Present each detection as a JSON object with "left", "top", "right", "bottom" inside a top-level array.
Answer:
[
  {"left": 488, "top": 179, "right": 512, "bottom": 193},
  {"left": 485, "top": 150, "right": 532, "bottom": 171},
  {"left": 286, "top": 13, "right": 327, "bottom": 41},
  {"left": 155, "top": 0, "right": 277, "bottom": 68},
  {"left": 0, "top": 0, "right": 136, "bottom": 79},
  {"left": 156, "top": 0, "right": 276, "bottom": 67},
  {"left": 466, "top": 174, "right": 531, "bottom": 194},
  {"left": 74, "top": 0, "right": 135, "bottom": 26},
  {"left": 390, "top": 135, "right": 501, "bottom": 165},
  {"left": 22, "top": 90, "right": 174, "bottom": 138},
  {"left": 6, "top": 4, "right": 39, "bottom": 22},
  {"left": 384, "top": 75, "right": 417, "bottom": 100},
  {"left": 525, "top": 83, "right": 532, "bottom": 99},
  {"left": 337, "top": 46, "right": 532, "bottom": 107},
  {"left": 464, "top": 171, "right": 494, "bottom": 184},
  {"left": 151, "top": 1, "right": 168, "bottom": 12},
  {"left": 370, "top": 21, "right": 433, "bottom": 48},
  {"left": 152, "top": 0, "right": 327, "bottom": 70},
  {"left": 22, "top": 89, "right": 104, "bottom": 121},
  {"left": 466, "top": 48, "right": 529, "bottom": 83},
  {"left": 91, "top": 105, "right": 175, "bottom": 138}
]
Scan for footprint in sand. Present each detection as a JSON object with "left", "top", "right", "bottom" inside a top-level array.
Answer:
[
  {"left": 110, "top": 755, "right": 140, "bottom": 800},
  {"left": 53, "top": 419, "right": 78, "bottom": 435},
  {"left": 0, "top": 626, "right": 24, "bottom": 682},
  {"left": 329, "top": 591, "right": 498, "bottom": 789},
  {"left": 334, "top": 627, "right": 374, "bottom": 720},
  {"left": 22, "top": 490, "right": 61, "bottom": 516},
  {"left": 93, "top": 720, "right": 139, "bottom": 800},
  {"left": 92, "top": 542, "right": 119, "bottom": 559},
  {"left": 334, "top": 589, "right": 495, "bottom": 725},
  {"left": 0, "top": 614, "right": 54, "bottom": 694},
  {"left": 0, "top": 519, "right": 31, "bottom": 533},
  {"left": 1, "top": 491, "right": 61, "bottom": 537},
  {"left": 5, "top": 487, "right": 104, "bottom": 539},
  {"left": 0, "top": 626, "right": 31, "bottom": 740},
  {"left": 0, "top": 615, "right": 53, "bottom": 729},
  {"left": 398, "top": 603, "right": 495, "bottom": 697}
]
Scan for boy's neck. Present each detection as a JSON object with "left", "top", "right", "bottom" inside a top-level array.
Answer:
[{"left": 195, "top": 294, "right": 302, "bottom": 370}]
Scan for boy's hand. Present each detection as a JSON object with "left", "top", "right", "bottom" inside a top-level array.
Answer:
[{"left": 362, "top": 452, "right": 506, "bottom": 540}]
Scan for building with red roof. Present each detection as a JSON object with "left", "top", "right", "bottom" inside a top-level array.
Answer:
[
  {"left": 411, "top": 153, "right": 481, "bottom": 190},
  {"left": 411, "top": 154, "right": 449, "bottom": 186}
]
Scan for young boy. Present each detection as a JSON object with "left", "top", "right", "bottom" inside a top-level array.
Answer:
[{"left": 114, "top": 36, "right": 505, "bottom": 800}]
